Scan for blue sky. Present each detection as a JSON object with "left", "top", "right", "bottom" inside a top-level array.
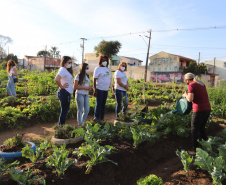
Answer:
[{"left": 1, "top": 0, "right": 226, "bottom": 64}]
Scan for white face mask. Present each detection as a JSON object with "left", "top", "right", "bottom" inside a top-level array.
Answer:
[
  {"left": 86, "top": 69, "right": 89, "bottom": 74},
  {"left": 121, "top": 67, "right": 125, "bottom": 71},
  {"left": 66, "top": 63, "right": 72, "bottom": 68},
  {"left": 102, "top": 61, "right": 107, "bottom": 67}
]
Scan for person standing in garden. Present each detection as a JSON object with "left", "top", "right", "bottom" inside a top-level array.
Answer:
[
  {"left": 6, "top": 59, "right": 17, "bottom": 97},
  {"left": 114, "top": 62, "right": 129, "bottom": 119},
  {"left": 93, "top": 55, "right": 112, "bottom": 123},
  {"left": 55, "top": 56, "right": 73, "bottom": 125},
  {"left": 182, "top": 72, "right": 211, "bottom": 155},
  {"left": 73, "top": 63, "right": 92, "bottom": 126}
]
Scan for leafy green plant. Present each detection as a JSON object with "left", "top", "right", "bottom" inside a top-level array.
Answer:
[
  {"left": 176, "top": 149, "right": 193, "bottom": 175},
  {"left": 46, "top": 144, "right": 77, "bottom": 177},
  {"left": 0, "top": 158, "right": 19, "bottom": 178},
  {"left": 8, "top": 167, "right": 46, "bottom": 185},
  {"left": 22, "top": 141, "right": 51, "bottom": 163},
  {"left": 195, "top": 148, "right": 226, "bottom": 185},
  {"left": 73, "top": 138, "right": 117, "bottom": 174},
  {"left": 137, "top": 174, "right": 163, "bottom": 185},
  {"left": 130, "top": 125, "right": 153, "bottom": 148}
]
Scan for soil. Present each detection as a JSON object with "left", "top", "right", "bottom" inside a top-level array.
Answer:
[
  {"left": 0, "top": 143, "right": 26, "bottom": 153},
  {"left": 0, "top": 106, "right": 226, "bottom": 185}
]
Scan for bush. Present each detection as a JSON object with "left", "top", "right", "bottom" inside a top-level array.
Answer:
[{"left": 53, "top": 124, "right": 75, "bottom": 139}]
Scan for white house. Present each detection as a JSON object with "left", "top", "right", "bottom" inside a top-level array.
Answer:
[{"left": 204, "top": 59, "right": 226, "bottom": 79}]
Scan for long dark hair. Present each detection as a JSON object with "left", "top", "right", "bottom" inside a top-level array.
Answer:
[
  {"left": 60, "top": 56, "right": 73, "bottom": 76},
  {"left": 7, "top": 59, "right": 16, "bottom": 73},
  {"left": 98, "top": 55, "right": 109, "bottom": 67},
  {"left": 78, "top": 63, "right": 89, "bottom": 85}
]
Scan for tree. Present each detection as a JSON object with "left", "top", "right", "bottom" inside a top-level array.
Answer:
[
  {"left": 183, "top": 61, "right": 207, "bottom": 74},
  {"left": 0, "top": 35, "right": 13, "bottom": 59},
  {"left": 37, "top": 50, "right": 51, "bottom": 57},
  {"left": 94, "top": 40, "right": 121, "bottom": 60},
  {"left": 49, "top": 46, "right": 60, "bottom": 58},
  {"left": 6, "top": 53, "right": 18, "bottom": 63}
]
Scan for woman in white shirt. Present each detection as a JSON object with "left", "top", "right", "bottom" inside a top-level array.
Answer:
[
  {"left": 55, "top": 56, "right": 73, "bottom": 125},
  {"left": 93, "top": 55, "right": 111, "bottom": 122},
  {"left": 6, "top": 59, "right": 18, "bottom": 97},
  {"left": 73, "top": 63, "right": 92, "bottom": 126},
  {"left": 114, "top": 62, "right": 129, "bottom": 119}
]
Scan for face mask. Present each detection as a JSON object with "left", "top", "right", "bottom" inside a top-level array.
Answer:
[
  {"left": 121, "top": 67, "right": 125, "bottom": 71},
  {"left": 86, "top": 69, "right": 89, "bottom": 74},
  {"left": 102, "top": 61, "right": 107, "bottom": 67},
  {"left": 66, "top": 63, "right": 72, "bottom": 68}
]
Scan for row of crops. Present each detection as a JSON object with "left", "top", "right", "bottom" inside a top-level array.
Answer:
[{"left": 0, "top": 68, "right": 226, "bottom": 131}]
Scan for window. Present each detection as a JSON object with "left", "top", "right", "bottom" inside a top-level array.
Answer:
[
  {"left": 224, "top": 62, "right": 226, "bottom": 68},
  {"left": 180, "top": 61, "right": 183, "bottom": 67}
]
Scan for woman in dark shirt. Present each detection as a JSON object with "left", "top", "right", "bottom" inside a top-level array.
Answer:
[{"left": 182, "top": 73, "right": 211, "bottom": 155}]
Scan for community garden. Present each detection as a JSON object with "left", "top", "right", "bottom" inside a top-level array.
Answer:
[{"left": 0, "top": 68, "right": 226, "bottom": 185}]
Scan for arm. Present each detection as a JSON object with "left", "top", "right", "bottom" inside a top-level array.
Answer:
[
  {"left": 182, "top": 91, "right": 194, "bottom": 102},
  {"left": 74, "top": 80, "right": 91, "bottom": 90},
  {"left": 116, "top": 78, "right": 129, "bottom": 91},
  {"left": 93, "top": 78, "right": 97, "bottom": 97},
  {"left": 12, "top": 67, "right": 18, "bottom": 76},
  {"left": 55, "top": 75, "right": 68, "bottom": 89}
]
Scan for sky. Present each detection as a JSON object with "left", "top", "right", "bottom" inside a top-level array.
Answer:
[{"left": 1, "top": 0, "right": 226, "bottom": 64}]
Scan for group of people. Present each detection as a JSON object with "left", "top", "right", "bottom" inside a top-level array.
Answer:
[
  {"left": 5, "top": 56, "right": 211, "bottom": 156},
  {"left": 54, "top": 55, "right": 129, "bottom": 127}
]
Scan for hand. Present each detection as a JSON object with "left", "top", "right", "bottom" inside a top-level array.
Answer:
[
  {"left": 93, "top": 89, "right": 97, "bottom": 97},
  {"left": 86, "top": 86, "right": 92, "bottom": 91},
  {"left": 125, "top": 85, "right": 129, "bottom": 91},
  {"left": 61, "top": 83, "right": 69, "bottom": 89},
  {"left": 182, "top": 91, "right": 188, "bottom": 98}
]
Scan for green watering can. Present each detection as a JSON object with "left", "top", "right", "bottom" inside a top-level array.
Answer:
[{"left": 172, "top": 96, "right": 192, "bottom": 115}]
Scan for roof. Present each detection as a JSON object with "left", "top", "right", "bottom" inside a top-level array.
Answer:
[
  {"left": 111, "top": 55, "right": 120, "bottom": 61},
  {"left": 119, "top": 56, "right": 143, "bottom": 62},
  {"left": 153, "top": 51, "right": 196, "bottom": 62}
]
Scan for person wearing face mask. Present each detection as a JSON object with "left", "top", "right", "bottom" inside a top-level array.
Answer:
[
  {"left": 113, "top": 62, "right": 129, "bottom": 119},
  {"left": 93, "top": 55, "right": 112, "bottom": 123},
  {"left": 55, "top": 56, "right": 74, "bottom": 125},
  {"left": 73, "top": 63, "right": 92, "bottom": 126},
  {"left": 182, "top": 72, "right": 211, "bottom": 156}
]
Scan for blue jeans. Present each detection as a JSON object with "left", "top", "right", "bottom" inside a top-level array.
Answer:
[
  {"left": 57, "top": 89, "right": 71, "bottom": 125},
  {"left": 75, "top": 93, "right": 90, "bottom": 125},
  {"left": 115, "top": 89, "right": 128, "bottom": 118},
  {"left": 6, "top": 76, "right": 16, "bottom": 97},
  {"left": 94, "top": 89, "right": 108, "bottom": 121}
]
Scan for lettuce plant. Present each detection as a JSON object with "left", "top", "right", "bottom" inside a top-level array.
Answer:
[
  {"left": 0, "top": 158, "right": 19, "bottom": 178},
  {"left": 137, "top": 174, "right": 163, "bottom": 185}
]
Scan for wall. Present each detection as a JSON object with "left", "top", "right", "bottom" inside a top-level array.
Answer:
[
  {"left": 119, "top": 56, "right": 142, "bottom": 66},
  {"left": 149, "top": 51, "right": 179, "bottom": 72},
  {"left": 205, "top": 59, "right": 226, "bottom": 79}
]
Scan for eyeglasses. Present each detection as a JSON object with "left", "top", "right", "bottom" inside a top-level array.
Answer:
[
  {"left": 121, "top": 65, "right": 126, "bottom": 67},
  {"left": 68, "top": 62, "right": 72, "bottom": 64},
  {"left": 86, "top": 68, "right": 89, "bottom": 70}
]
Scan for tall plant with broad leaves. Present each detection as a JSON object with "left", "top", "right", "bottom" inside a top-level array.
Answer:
[
  {"left": 46, "top": 144, "right": 77, "bottom": 177},
  {"left": 176, "top": 149, "right": 193, "bottom": 176},
  {"left": 22, "top": 141, "right": 51, "bottom": 163},
  {"left": 73, "top": 136, "right": 117, "bottom": 174}
]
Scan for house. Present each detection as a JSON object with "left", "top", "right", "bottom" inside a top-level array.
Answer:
[
  {"left": 118, "top": 56, "right": 142, "bottom": 66},
  {"left": 149, "top": 51, "right": 196, "bottom": 82},
  {"left": 204, "top": 59, "right": 226, "bottom": 79}
]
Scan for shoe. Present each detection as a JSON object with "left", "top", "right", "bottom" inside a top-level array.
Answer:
[
  {"left": 187, "top": 151, "right": 196, "bottom": 156},
  {"left": 93, "top": 117, "right": 100, "bottom": 123}
]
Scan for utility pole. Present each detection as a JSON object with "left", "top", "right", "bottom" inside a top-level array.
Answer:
[
  {"left": 213, "top": 57, "right": 216, "bottom": 74},
  {"left": 80, "top": 38, "right": 87, "bottom": 63},
  {"left": 144, "top": 30, "right": 151, "bottom": 82}
]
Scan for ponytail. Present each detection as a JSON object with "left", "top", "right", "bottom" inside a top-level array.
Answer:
[{"left": 184, "top": 72, "right": 205, "bottom": 86}]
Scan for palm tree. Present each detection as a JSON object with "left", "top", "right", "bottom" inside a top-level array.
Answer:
[{"left": 49, "top": 46, "right": 60, "bottom": 58}]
